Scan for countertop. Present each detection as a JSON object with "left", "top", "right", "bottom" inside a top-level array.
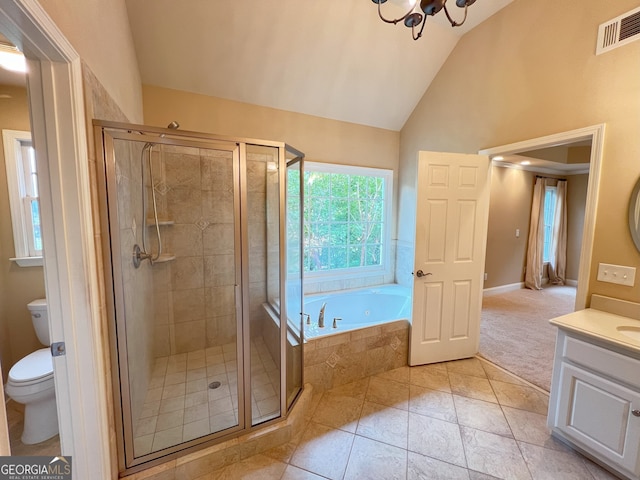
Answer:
[{"left": 550, "top": 308, "right": 640, "bottom": 354}]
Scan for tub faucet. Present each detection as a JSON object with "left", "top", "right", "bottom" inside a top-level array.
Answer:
[{"left": 318, "top": 303, "right": 327, "bottom": 328}]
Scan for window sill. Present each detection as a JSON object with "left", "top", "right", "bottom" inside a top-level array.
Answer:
[
  {"left": 304, "top": 266, "right": 390, "bottom": 282},
  {"left": 10, "top": 256, "right": 43, "bottom": 267}
]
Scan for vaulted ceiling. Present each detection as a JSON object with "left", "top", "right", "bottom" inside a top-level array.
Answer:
[
  {"left": 124, "top": 0, "right": 514, "bottom": 131},
  {"left": 1, "top": 2, "right": 516, "bottom": 130}
]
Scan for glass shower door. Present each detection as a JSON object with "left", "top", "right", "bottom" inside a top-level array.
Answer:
[
  {"left": 245, "top": 144, "right": 282, "bottom": 426},
  {"left": 104, "top": 132, "right": 244, "bottom": 463},
  {"left": 285, "top": 155, "right": 303, "bottom": 408},
  {"left": 98, "top": 121, "right": 304, "bottom": 472}
]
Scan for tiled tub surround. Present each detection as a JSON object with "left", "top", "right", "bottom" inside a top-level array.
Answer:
[{"left": 304, "top": 319, "right": 409, "bottom": 392}]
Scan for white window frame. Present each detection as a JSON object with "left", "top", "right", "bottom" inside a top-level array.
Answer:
[
  {"left": 2, "top": 129, "right": 42, "bottom": 267},
  {"left": 304, "top": 161, "right": 393, "bottom": 281}
]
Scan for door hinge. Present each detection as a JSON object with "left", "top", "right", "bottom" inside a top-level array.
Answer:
[{"left": 51, "top": 342, "right": 66, "bottom": 357}]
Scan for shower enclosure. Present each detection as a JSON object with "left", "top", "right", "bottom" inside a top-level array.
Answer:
[{"left": 94, "top": 121, "right": 304, "bottom": 471}]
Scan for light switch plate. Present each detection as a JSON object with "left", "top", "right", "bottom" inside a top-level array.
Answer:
[{"left": 597, "top": 263, "right": 636, "bottom": 287}]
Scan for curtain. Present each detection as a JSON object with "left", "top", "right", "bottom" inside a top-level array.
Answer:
[
  {"left": 525, "top": 177, "right": 546, "bottom": 290},
  {"left": 548, "top": 180, "right": 567, "bottom": 285}
]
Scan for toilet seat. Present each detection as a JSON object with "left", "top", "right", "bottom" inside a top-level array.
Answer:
[{"left": 8, "top": 348, "right": 54, "bottom": 385}]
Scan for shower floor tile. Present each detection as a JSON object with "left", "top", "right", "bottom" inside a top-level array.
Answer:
[{"left": 133, "top": 336, "right": 280, "bottom": 456}]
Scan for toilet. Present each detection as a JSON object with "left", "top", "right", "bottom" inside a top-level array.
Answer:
[{"left": 4, "top": 299, "right": 58, "bottom": 444}]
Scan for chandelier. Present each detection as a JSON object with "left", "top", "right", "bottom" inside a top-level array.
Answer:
[{"left": 372, "top": 0, "right": 477, "bottom": 40}]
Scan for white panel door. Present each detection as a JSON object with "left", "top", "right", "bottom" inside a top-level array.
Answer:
[{"left": 409, "top": 151, "right": 490, "bottom": 365}]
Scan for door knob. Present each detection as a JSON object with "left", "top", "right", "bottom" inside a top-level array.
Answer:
[
  {"left": 415, "top": 270, "right": 432, "bottom": 278},
  {"left": 633, "top": 409, "right": 640, "bottom": 417}
]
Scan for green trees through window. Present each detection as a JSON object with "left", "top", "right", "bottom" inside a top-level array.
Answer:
[{"left": 288, "top": 162, "right": 392, "bottom": 277}]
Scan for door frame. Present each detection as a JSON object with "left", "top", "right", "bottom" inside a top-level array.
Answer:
[
  {"left": 479, "top": 124, "right": 605, "bottom": 310},
  {"left": 0, "top": 0, "right": 111, "bottom": 477}
]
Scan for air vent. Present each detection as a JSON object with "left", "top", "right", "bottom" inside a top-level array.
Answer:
[{"left": 596, "top": 6, "right": 640, "bottom": 55}]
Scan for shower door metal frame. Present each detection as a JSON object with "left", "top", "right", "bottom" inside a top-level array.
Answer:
[
  {"left": 94, "top": 120, "right": 305, "bottom": 474},
  {"left": 282, "top": 152, "right": 305, "bottom": 413}
]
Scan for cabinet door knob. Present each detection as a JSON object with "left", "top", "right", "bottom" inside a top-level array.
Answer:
[{"left": 633, "top": 409, "right": 640, "bottom": 417}]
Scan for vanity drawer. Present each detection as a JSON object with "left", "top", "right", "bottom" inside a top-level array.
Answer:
[{"left": 562, "top": 335, "right": 640, "bottom": 387}]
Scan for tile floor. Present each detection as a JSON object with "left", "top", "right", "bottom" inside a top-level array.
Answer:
[
  {"left": 134, "top": 337, "right": 280, "bottom": 456},
  {"left": 187, "top": 356, "right": 621, "bottom": 480}
]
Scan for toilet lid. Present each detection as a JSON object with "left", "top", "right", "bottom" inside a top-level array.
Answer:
[{"left": 8, "top": 348, "right": 53, "bottom": 383}]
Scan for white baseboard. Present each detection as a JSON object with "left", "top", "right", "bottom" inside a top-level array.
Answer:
[
  {"left": 483, "top": 279, "right": 578, "bottom": 296},
  {"left": 483, "top": 282, "right": 524, "bottom": 296},
  {"left": 543, "top": 278, "right": 578, "bottom": 287}
]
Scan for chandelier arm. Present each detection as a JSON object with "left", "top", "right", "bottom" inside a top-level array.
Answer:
[
  {"left": 443, "top": 4, "right": 468, "bottom": 27},
  {"left": 377, "top": 0, "right": 416, "bottom": 25},
  {"left": 412, "top": 16, "right": 429, "bottom": 40}
]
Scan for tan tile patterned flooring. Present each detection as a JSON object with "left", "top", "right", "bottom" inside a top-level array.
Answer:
[
  {"left": 186, "top": 356, "right": 620, "bottom": 480},
  {"left": 134, "top": 337, "right": 280, "bottom": 456}
]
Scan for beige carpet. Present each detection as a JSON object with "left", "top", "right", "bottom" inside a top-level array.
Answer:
[{"left": 478, "top": 285, "right": 576, "bottom": 392}]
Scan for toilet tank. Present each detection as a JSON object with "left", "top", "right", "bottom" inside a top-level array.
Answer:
[{"left": 27, "top": 299, "right": 50, "bottom": 346}]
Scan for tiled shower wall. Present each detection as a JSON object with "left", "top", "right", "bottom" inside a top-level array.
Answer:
[
  {"left": 114, "top": 139, "right": 156, "bottom": 426},
  {"left": 111, "top": 138, "right": 284, "bottom": 429},
  {"left": 145, "top": 146, "right": 236, "bottom": 356},
  {"left": 147, "top": 146, "right": 276, "bottom": 356}
]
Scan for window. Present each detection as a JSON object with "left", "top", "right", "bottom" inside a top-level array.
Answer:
[
  {"left": 542, "top": 185, "right": 557, "bottom": 263},
  {"left": 2, "top": 129, "right": 42, "bottom": 266},
  {"left": 303, "top": 162, "right": 392, "bottom": 278}
]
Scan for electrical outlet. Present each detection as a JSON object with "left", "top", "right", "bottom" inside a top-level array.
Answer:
[{"left": 597, "top": 263, "right": 636, "bottom": 287}]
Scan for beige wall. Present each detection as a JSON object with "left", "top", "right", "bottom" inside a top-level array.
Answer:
[
  {"left": 38, "top": 0, "right": 143, "bottom": 123},
  {"left": 484, "top": 168, "right": 588, "bottom": 289},
  {"left": 142, "top": 85, "right": 400, "bottom": 180},
  {"left": 0, "top": 85, "right": 46, "bottom": 377},
  {"left": 399, "top": 0, "right": 640, "bottom": 303},
  {"left": 566, "top": 174, "right": 589, "bottom": 281},
  {"left": 484, "top": 166, "right": 533, "bottom": 289}
]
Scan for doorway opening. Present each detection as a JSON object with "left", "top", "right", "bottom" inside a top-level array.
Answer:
[
  {"left": 0, "top": 33, "right": 60, "bottom": 456},
  {"left": 0, "top": 1, "right": 113, "bottom": 476},
  {"left": 477, "top": 125, "right": 605, "bottom": 390}
]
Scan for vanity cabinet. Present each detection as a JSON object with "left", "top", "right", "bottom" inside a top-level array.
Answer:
[{"left": 549, "top": 327, "right": 640, "bottom": 480}]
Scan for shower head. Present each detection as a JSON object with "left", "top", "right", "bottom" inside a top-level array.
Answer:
[{"left": 158, "top": 121, "right": 180, "bottom": 139}]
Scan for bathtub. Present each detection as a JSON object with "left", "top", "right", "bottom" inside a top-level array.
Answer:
[{"left": 301, "top": 284, "right": 411, "bottom": 339}]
